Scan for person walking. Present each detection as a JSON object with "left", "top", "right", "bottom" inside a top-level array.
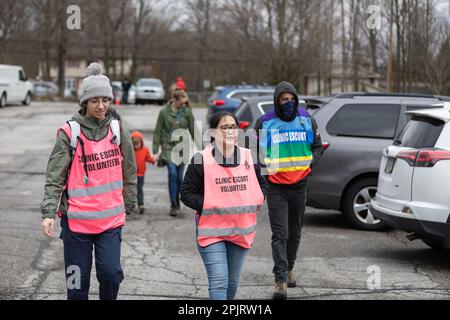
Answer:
[
  {"left": 121, "top": 77, "right": 131, "bottom": 104},
  {"left": 131, "top": 130, "right": 155, "bottom": 214},
  {"left": 255, "top": 81, "right": 324, "bottom": 300},
  {"left": 153, "top": 89, "right": 199, "bottom": 217},
  {"left": 40, "top": 63, "right": 137, "bottom": 300},
  {"left": 180, "top": 111, "right": 268, "bottom": 300}
]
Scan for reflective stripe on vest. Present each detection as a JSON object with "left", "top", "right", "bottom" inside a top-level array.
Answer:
[
  {"left": 202, "top": 205, "right": 261, "bottom": 216},
  {"left": 197, "top": 144, "right": 264, "bottom": 249},
  {"left": 67, "top": 180, "right": 123, "bottom": 198},
  {"left": 197, "top": 225, "right": 257, "bottom": 237},
  {"left": 60, "top": 122, "right": 125, "bottom": 234},
  {"left": 68, "top": 204, "right": 125, "bottom": 220}
]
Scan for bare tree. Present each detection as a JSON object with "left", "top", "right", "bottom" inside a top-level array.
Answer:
[
  {"left": 184, "top": 0, "right": 216, "bottom": 91},
  {"left": 0, "top": 1, "right": 31, "bottom": 64},
  {"left": 129, "top": 0, "right": 152, "bottom": 82}
]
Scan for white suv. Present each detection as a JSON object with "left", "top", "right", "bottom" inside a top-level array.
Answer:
[{"left": 370, "top": 102, "right": 450, "bottom": 249}]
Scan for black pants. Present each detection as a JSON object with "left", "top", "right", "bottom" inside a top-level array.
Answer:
[
  {"left": 137, "top": 176, "right": 144, "bottom": 206},
  {"left": 60, "top": 215, "right": 124, "bottom": 300},
  {"left": 122, "top": 90, "right": 129, "bottom": 104},
  {"left": 267, "top": 181, "right": 307, "bottom": 283}
]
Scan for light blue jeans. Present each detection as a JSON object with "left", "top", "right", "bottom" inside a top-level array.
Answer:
[
  {"left": 167, "top": 162, "right": 184, "bottom": 205},
  {"left": 197, "top": 241, "right": 248, "bottom": 300}
]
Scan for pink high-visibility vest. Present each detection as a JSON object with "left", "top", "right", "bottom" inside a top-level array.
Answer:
[
  {"left": 197, "top": 144, "right": 265, "bottom": 249},
  {"left": 60, "top": 122, "right": 125, "bottom": 234}
]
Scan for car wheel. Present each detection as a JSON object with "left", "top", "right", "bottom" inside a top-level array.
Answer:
[
  {"left": 23, "top": 92, "right": 32, "bottom": 105},
  {"left": 342, "top": 177, "right": 386, "bottom": 230},
  {"left": 422, "top": 238, "right": 445, "bottom": 250},
  {"left": 0, "top": 93, "right": 6, "bottom": 108}
]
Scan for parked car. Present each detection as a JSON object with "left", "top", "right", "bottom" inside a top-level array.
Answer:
[
  {"left": 207, "top": 85, "right": 275, "bottom": 123},
  {"left": 111, "top": 81, "right": 123, "bottom": 105},
  {"left": 135, "top": 78, "right": 165, "bottom": 105},
  {"left": 0, "top": 64, "right": 34, "bottom": 107},
  {"left": 32, "top": 81, "right": 58, "bottom": 98},
  {"left": 234, "top": 92, "right": 450, "bottom": 230},
  {"left": 128, "top": 84, "right": 136, "bottom": 104},
  {"left": 370, "top": 102, "right": 450, "bottom": 248}
]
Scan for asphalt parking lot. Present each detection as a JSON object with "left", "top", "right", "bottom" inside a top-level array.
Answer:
[{"left": 1, "top": 101, "right": 450, "bottom": 300}]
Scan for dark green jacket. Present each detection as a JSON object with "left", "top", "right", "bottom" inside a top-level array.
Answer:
[
  {"left": 152, "top": 101, "right": 201, "bottom": 165},
  {"left": 40, "top": 109, "right": 137, "bottom": 220}
]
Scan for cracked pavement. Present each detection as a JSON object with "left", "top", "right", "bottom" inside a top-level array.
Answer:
[{"left": 1, "top": 101, "right": 450, "bottom": 300}]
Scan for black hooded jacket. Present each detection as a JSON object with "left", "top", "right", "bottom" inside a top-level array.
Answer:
[{"left": 254, "top": 81, "right": 324, "bottom": 188}]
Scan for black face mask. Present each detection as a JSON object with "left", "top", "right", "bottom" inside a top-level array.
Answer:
[{"left": 280, "top": 100, "right": 296, "bottom": 117}]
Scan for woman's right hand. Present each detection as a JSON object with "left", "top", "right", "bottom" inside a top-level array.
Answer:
[{"left": 42, "top": 218, "right": 55, "bottom": 238}]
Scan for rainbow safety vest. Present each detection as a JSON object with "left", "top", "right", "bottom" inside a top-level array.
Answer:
[
  {"left": 260, "top": 108, "right": 315, "bottom": 184},
  {"left": 197, "top": 144, "right": 265, "bottom": 249},
  {"left": 59, "top": 120, "right": 125, "bottom": 234}
]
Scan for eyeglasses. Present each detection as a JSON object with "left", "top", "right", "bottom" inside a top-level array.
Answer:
[
  {"left": 219, "top": 125, "right": 238, "bottom": 133},
  {"left": 88, "top": 97, "right": 112, "bottom": 107}
]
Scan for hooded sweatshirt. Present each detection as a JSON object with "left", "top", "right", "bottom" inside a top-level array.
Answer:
[
  {"left": 40, "top": 109, "right": 137, "bottom": 220},
  {"left": 131, "top": 130, "right": 154, "bottom": 176},
  {"left": 255, "top": 81, "right": 324, "bottom": 187}
]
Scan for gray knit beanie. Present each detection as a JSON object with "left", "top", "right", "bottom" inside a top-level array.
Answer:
[{"left": 79, "top": 63, "right": 113, "bottom": 105}]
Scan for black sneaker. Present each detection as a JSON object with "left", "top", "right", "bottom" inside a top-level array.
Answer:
[
  {"left": 139, "top": 205, "right": 145, "bottom": 214},
  {"left": 169, "top": 203, "right": 178, "bottom": 217}
]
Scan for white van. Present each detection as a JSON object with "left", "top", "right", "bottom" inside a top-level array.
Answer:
[{"left": 0, "top": 65, "right": 34, "bottom": 107}]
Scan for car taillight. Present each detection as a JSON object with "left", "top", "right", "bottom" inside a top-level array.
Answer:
[
  {"left": 214, "top": 100, "right": 225, "bottom": 106},
  {"left": 239, "top": 121, "right": 250, "bottom": 129},
  {"left": 322, "top": 142, "right": 330, "bottom": 150},
  {"left": 397, "top": 149, "right": 450, "bottom": 167},
  {"left": 415, "top": 150, "right": 450, "bottom": 167},
  {"left": 396, "top": 150, "right": 418, "bottom": 166}
]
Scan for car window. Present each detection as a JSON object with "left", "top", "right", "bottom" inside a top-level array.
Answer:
[
  {"left": 19, "top": 70, "right": 27, "bottom": 81},
  {"left": 234, "top": 102, "right": 252, "bottom": 122},
  {"left": 257, "top": 92, "right": 274, "bottom": 97},
  {"left": 137, "top": 79, "right": 162, "bottom": 87},
  {"left": 327, "top": 104, "right": 401, "bottom": 139},
  {"left": 406, "top": 105, "right": 436, "bottom": 111},
  {"left": 230, "top": 91, "right": 258, "bottom": 99},
  {"left": 260, "top": 103, "right": 274, "bottom": 114},
  {"left": 398, "top": 116, "right": 444, "bottom": 148},
  {"left": 230, "top": 91, "right": 273, "bottom": 100}
]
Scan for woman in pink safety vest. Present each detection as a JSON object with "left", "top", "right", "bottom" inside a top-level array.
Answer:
[
  {"left": 180, "top": 111, "right": 268, "bottom": 300},
  {"left": 40, "top": 63, "right": 137, "bottom": 300}
]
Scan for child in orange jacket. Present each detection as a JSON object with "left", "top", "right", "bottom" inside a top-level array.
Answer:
[{"left": 131, "top": 131, "right": 155, "bottom": 214}]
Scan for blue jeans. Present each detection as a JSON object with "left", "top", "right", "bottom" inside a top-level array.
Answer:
[
  {"left": 198, "top": 241, "right": 248, "bottom": 300},
  {"left": 167, "top": 162, "right": 184, "bottom": 205},
  {"left": 137, "top": 176, "right": 144, "bottom": 205}
]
